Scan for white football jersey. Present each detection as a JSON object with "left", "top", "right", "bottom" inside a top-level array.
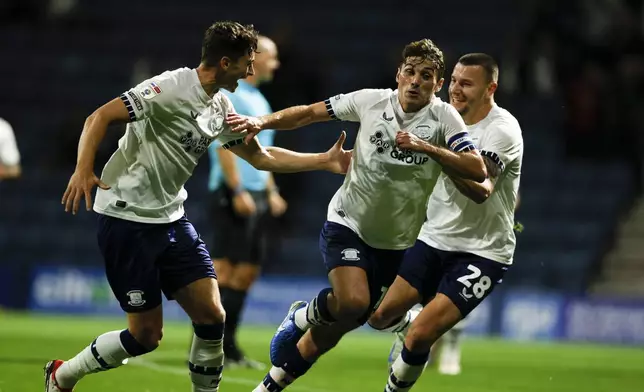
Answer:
[
  {"left": 0, "top": 117, "right": 20, "bottom": 166},
  {"left": 325, "top": 89, "right": 475, "bottom": 250},
  {"left": 94, "top": 68, "right": 244, "bottom": 223},
  {"left": 419, "top": 104, "right": 523, "bottom": 264}
]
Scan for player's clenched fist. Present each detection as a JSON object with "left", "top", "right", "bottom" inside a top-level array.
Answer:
[
  {"left": 62, "top": 170, "right": 110, "bottom": 215},
  {"left": 396, "top": 131, "right": 427, "bottom": 152}
]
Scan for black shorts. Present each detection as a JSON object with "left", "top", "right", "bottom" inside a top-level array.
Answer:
[
  {"left": 210, "top": 186, "right": 270, "bottom": 264},
  {"left": 319, "top": 221, "right": 406, "bottom": 317},
  {"left": 96, "top": 214, "right": 216, "bottom": 313},
  {"left": 398, "top": 240, "right": 508, "bottom": 317}
]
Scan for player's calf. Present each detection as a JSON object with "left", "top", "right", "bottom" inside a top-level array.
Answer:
[
  {"left": 174, "top": 278, "right": 227, "bottom": 391},
  {"left": 385, "top": 295, "right": 461, "bottom": 392},
  {"left": 46, "top": 328, "right": 154, "bottom": 391}
]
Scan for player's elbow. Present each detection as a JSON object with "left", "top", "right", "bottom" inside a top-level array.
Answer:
[
  {"left": 247, "top": 151, "right": 273, "bottom": 172},
  {"left": 471, "top": 188, "right": 491, "bottom": 204}
]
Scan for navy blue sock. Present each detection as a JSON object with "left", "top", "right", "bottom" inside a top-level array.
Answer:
[
  {"left": 400, "top": 344, "right": 430, "bottom": 366},
  {"left": 306, "top": 287, "right": 335, "bottom": 326},
  {"left": 120, "top": 329, "right": 153, "bottom": 356}
]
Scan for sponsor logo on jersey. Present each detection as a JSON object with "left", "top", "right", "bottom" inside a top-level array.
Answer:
[
  {"left": 179, "top": 131, "right": 213, "bottom": 154},
  {"left": 390, "top": 148, "right": 430, "bottom": 165},
  {"left": 369, "top": 130, "right": 391, "bottom": 154},
  {"left": 126, "top": 91, "right": 143, "bottom": 111},
  {"left": 140, "top": 82, "right": 162, "bottom": 100}
]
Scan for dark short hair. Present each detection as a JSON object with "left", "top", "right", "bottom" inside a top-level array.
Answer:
[
  {"left": 457, "top": 53, "right": 499, "bottom": 83},
  {"left": 401, "top": 39, "right": 445, "bottom": 79},
  {"left": 201, "top": 21, "right": 259, "bottom": 66}
]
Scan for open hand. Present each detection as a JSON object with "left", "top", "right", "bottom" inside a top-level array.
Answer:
[
  {"left": 326, "top": 131, "right": 353, "bottom": 174},
  {"left": 226, "top": 113, "right": 263, "bottom": 144},
  {"left": 62, "top": 170, "right": 110, "bottom": 215}
]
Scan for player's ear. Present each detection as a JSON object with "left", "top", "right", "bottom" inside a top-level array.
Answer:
[
  {"left": 395, "top": 67, "right": 401, "bottom": 83},
  {"left": 487, "top": 81, "right": 498, "bottom": 96},
  {"left": 220, "top": 56, "right": 231, "bottom": 70},
  {"left": 435, "top": 77, "right": 444, "bottom": 93}
]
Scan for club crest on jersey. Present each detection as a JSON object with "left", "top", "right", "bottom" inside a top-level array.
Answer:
[
  {"left": 140, "top": 82, "right": 162, "bottom": 100},
  {"left": 126, "top": 290, "right": 146, "bottom": 307},
  {"left": 411, "top": 125, "right": 434, "bottom": 141},
  {"left": 209, "top": 114, "right": 225, "bottom": 134},
  {"left": 341, "top": 248, "right": 360, "bottom": 261},
  {"left": 369, "top": 130, "right": 391, "bottom": 154}
]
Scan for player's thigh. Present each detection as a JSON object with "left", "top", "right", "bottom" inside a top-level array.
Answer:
[
  {"left": 320, "top": 221, "right": 372, "bottom": 317},
  {"left": 369, "top": 275, "right": 422, "bottom": 329},
  {"left": 157, "top": 217, "right": 222, "bottom": 323},
  {"left": 396, "top": 240, "right": 445, "bottom": 305},
  {"left": 438, "top": 252, "right": 508, "bottom": 318},
  {"left": 96, "top": 214, "right": 165, "bottom": 314},
  {"left": 213, "top": 258, "right": 233, "bottom": 283},
  {"left": 406, "top": 293, "right": 462, "bottom": 350},
  {"left": 229, "top": 262, "right": 261, "bottom": 290}
]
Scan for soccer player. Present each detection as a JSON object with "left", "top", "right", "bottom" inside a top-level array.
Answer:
[
  {"left": 226, "top": 39, "right": 488, "bottom": 392},
  {"left": 367, "top": 53, "right": 523, "bottom": 391},
  {"left": 46, "top": 21, "right": 350, "bottom": 392},
  {"left": 0, "top": 117, "right": 21, "bottom": 180},
  {"left": 208, "top": 35, "right": 283, "bottom": 368}
]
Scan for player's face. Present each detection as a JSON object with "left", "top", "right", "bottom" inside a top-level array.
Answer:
[
  {"left": 222, "top": 52, "right": 256, "bottom": 92},
  {"left": 449, "top": 63, "right": 492, "bottom": 116},
  {"left": 396, "top": 57, "right": 443, "bottom": 112},
  {"left": 254, "top": 42, "right": 280, "bottom": 83}
]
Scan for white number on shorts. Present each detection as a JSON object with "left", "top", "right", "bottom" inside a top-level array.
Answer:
[{"left": 457, "top": 265, "right": 492, "bottom": 299}]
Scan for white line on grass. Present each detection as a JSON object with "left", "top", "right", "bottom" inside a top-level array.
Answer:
[{"left": 129, "top": 357, "right": 330, "bottom": 392}]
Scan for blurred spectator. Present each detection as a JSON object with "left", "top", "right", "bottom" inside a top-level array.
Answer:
[{"left": 0, "top": 118, "right": 21, "bottom": 180}]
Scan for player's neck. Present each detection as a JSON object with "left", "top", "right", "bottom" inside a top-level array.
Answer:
[
  {"left": 463, "top": 98, "right": 494, "bottom": 125},
  {"left": 243, "top": 75, "right": 260, "bottom": 87},
  {"left": 196, "top": 64, "right": 220, "bottom": 96}
]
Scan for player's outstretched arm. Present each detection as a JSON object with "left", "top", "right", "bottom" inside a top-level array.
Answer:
[
  {"left": 226, "top": 101, "right": 331, "bottom": 144},
  {"left": 396, "top": 131, "right": 487, "bottom": 183},
  {"left": 229, "top": 131, "right": 351, "bottom": 174},
  {"left": 62, "top": 98, "right": 129, "bottom": 214}
]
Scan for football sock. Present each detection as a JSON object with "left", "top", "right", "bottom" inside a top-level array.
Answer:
[
  {"left": 253, "top": 348, "right": 314, "bottom": 392},
  {"left": 385, "top": 344, "right": 429, "bottom": 392},
  {"left": 55, "top": 330, "right": 151, "bottom": 389},
  {"left": 294, "top": 288, "right": 335, "bottom": 330},
  {"left": 369, "top": 310, "right": 412, "bottom": 334},
  {"left": 189, "top": 323, "right": 225, "bottom": 392}
]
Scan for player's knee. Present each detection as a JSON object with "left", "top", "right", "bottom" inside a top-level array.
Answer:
[
  {"left": 406, "top": 322, "right": 439, "bottom": 350},
  {"left": 191, "top": 302, "right": 226, "bottom": 325},
  {"left": 130, "top": 326, "right": 163, "bottom": 351},
  {"left": 334, "top": 294, "right": 370, "bottom": 321},
  {"left": 367, "top": 308, "right": 391, "bottom": 330}
]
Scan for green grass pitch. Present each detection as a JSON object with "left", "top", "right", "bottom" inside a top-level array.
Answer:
[{"left": 1, "top": 312, "right": 642, "bottom": 392}]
